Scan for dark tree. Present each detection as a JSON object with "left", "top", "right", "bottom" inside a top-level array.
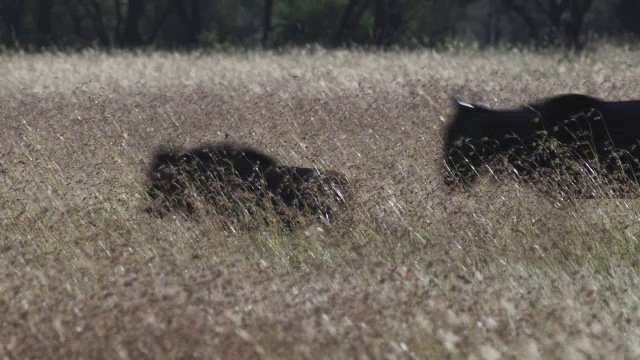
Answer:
[
  {"left": 532, "top": 0, "right": 593, "bottom": 48},
  {"left": 189, "top": 0, "right": 202, "bottom": 43},
  {"left": 534, "top": 0, "right": 568, "bottom": 36},
  {"left": 616, "top": 0, "right": 640, "bottom": 37},
  {"left": 373, "top": 0, "right": 404, "bottom": 46},
  {"left": 36, "top": 0, "right": 54, "bottom": 45},
  {"left": 0, "top": 0, "right": 614, "bottom": 50},
  {"left": 481, "top": 0, "right": 504, "bottom": 47},
  {"left": 175, "top": 0, "right": 202, "bottom": 45},
  {"left": 147, "top": 0, "right": 175, "bottom": 44},
  {"left": 81, "top": 0, "right": 111, "bottom": 46},
  {"left": 1, "top": 0, "right": 24, "bottom": 45},
  {"left": 563, "top": 0, "right": 593, "bottom": 49},
  {"left": 501, "top": 0, "right": 593, "bottom": 48},
  {"left": 114, "top": 0, "right": 122, "bottom": 43},
  {"left": 335, "top": 0, "right": 369, "bottom": 46},
  {"left": 262, "top": 0, "right": 273, "bottom": 47},
  {"left": 122, "top": 0, "right": 145, "bottom": 47},
  {"left": 501, "top": 0, "right": 541, "bottom": 43},
  {"left": 63, "top": 0, "right": 86, "bottom": 42}
]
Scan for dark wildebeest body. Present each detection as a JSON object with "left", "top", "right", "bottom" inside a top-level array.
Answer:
[
  {"left": 146, "top": 143, "right": 350, "bottom": 224},
  {"left": 264, "top": 166, "right": 351, "bottom": 222},
  {"left": 443, "top": 94, "right": 640, "bottom": 188},
  {"left": 147, "top": 144, "right": 278, "bottom": 206}
]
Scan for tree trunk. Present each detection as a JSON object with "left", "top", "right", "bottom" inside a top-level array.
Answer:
[
  {"left": 1, "top": 1, "right": 25, "bottom": 45},
  {"left": 373, "top": 0, "right": 388, "bottom": 46},
  {"left": 536, "top": 0, "right": 568, "bottom": 45},
  {"left": 175, "top": 0, "right": 202, "bottom": 45},
  {"left": 501, "top": 0, "right": 541, "bottom": 44},
  {"left": 81, "top": 0, "right": 111, "bottom": 47},
  {"left": 533, "top": 0, "right": 568, "bottom": 30},
  {"left": 563, "top": 0, "right": 593, "bottom": 49},
  {"left": 122, "top": 0, "right": 145, "bottom": 47},
  {"left": 335, "top": 0, "right": 361, "bottom": 46},
  {"left": 373, "top": 0, "right": 403, "bottom": 46},
  {"left": 36, "top": 0, "right": 53, "bottom": 45},
  {"left": 190, "top": 0, "right": 201, "bottom": 43},
  {"left": 262, "top": 0, "right": 273, "bottom": 48},
  {"left": 114, "top": 0, "right": 122, "bottom": 44},
  {"left": 616, "top": 0, "right": 640, "bottom": 37},
  {"left": 148, "top": 0, "right": 175, "bottom": 44},
  {"left": 387, "top": 0, "right": 403, "bottom": 44},
  {"left": 63, "top": 0, "right": 85, "bottom": 42},
  {"left": 483, "top": 11, "right": 498, "bottom": 48}
]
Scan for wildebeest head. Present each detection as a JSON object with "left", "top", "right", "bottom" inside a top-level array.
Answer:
[{"left": 443, "top": 98, "right": 537, "bottom": 186}]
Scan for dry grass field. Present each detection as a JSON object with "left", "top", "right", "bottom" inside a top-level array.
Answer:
[{"left": 3, "top": 46, "right": 640, "bottom": 358}]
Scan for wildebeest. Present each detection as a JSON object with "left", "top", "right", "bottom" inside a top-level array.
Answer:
[
  {"left": 443, "top": 94, "right": 640, "bottom": 189},
  {"left": 146, "top": 143, "right": 351, "bottom": 226}
]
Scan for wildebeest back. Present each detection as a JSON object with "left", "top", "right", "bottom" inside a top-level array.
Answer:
[
  {"left": 147, "top": 143, "right": 278, "bottom": 196},
  {"left": 145, "top": 142, "right": 352, "bottom": 225},
  {"left": 443, "top": 93, "right": 640, "bottom": 186}
]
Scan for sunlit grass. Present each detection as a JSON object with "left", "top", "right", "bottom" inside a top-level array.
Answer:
[{"left": 2, "top": 45, "right": 640, "bottom": 358}]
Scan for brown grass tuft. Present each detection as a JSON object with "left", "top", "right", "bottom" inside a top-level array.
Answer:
[{"left": 3, "top": 46, "right": 640, "bottom": 358}]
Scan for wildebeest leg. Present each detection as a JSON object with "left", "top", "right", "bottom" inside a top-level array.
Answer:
[{"left": 443, "top": 144, "right": 483, "bottom": 187}]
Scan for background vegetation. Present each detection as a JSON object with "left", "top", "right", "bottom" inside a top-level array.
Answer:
[
  {"left": 2, "top": 0, "right": 640, "bottom": 50},
  {"left": 3, "top": 46, "right": 640, "bottom": 357}
]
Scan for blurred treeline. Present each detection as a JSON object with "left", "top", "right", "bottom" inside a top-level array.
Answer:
[{"left": 1, "top": 0, "right": 639, "bottom": 50}]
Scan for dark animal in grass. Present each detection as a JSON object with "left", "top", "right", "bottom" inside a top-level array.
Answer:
[
  {"left": 443, "top": 94, "right": 640, "bottom": 190},
  {"left": 146, "top": 143, "right": 350, "bottom": 225},
  {"left": 146, "top": 143, "right": 278, "bottom": 215},
  {"left": 265, "top": 165, "right": 351, "bottom": 224}
]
